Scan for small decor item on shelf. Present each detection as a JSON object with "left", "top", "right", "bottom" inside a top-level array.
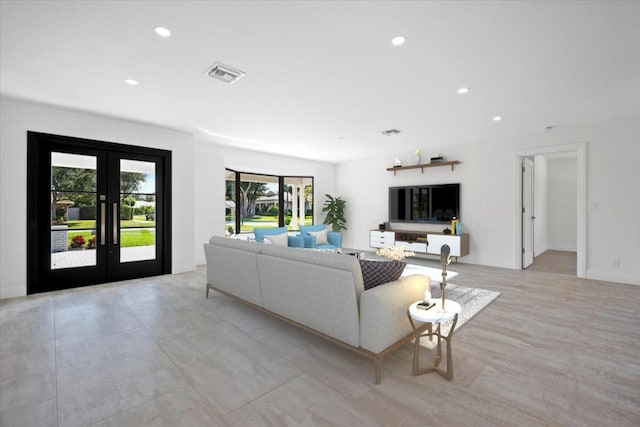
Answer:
[
  {"left": 455, "top": 222, "right": 463, "bottom": 235},
  {"left": 376, "top": 245, "right": 416, "bottom": 261},
  {"left": 451, "top": 217, "right": 458, "bottom": 235},
  {"left": 414, "top": 149, "right": 421, "bottom": 165},
  {"left": 394, "top": 157, "right": 402, "bottom": 167},
  {"left": 442, "top": 228, "right": 451, "bottom": 235}
]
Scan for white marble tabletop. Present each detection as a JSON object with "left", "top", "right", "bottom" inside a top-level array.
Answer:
[
  {"left": 408, "top": 299, "right": 461, "bottom": 324},
  {"left": 402, "top": 264, "right": 457, "bottom": 284}
]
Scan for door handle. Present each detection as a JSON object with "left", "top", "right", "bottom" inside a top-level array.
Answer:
[
  {"left": 100, "top": 202, "right": 106, "bottom": 245},
  {"left": 113, "top": 203, "right": 118, "bottom": 245}
]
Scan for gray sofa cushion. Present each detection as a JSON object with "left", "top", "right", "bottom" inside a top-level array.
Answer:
[
  {"left": 359, "top": 274, "right": 428, "bottom": 353},
  {"left": 204, "top": 236, "right": 263, "bottom": 306},
  {"left": 258, "top": 245, "right": 362, "bottom": 347}
]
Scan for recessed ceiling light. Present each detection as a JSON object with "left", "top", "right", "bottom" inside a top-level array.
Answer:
[
  {"left": 391, "top": 35, "right": 406, "bottom": 46},
  {"left": 124, "top": 79, "right": 139, "bottom": 86},
  {"left": 382, "top": 129, "right": 402, "bottom": 136},
  {"left": 492, "top": 116, "right": 502, "bottom": 122},
  {"left": 153, "top": 26, "right": 171, "bottom": 37},
  {"left": 457, "top": 87, "right": 469, "bottom": 94}
]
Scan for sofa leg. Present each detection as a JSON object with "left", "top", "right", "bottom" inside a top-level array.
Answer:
[
  {"left": 206, "top": 284, "right": 210, "bottom": 299},
  {"left": 375, "top": 357, "right": 382, "bottom": 385}
]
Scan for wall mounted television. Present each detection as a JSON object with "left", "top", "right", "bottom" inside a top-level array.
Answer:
[{"left": 389, "top": 183, "right": 460, "bottom": 223}]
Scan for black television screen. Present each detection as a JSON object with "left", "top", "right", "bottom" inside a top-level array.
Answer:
[{"left": 389, "top": 184, "right": 460, "bottom": 223}]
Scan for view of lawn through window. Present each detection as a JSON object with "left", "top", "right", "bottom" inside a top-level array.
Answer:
[
  {"left": 50, "top": 152, "right": 156, "bottom": 269},
  {"left": 225, "top": 169, "right": 313, "bottom": 234}
]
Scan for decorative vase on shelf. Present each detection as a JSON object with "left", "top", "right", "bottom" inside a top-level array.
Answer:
[{"left": 414, "top": 150, "right": 421, "bottom": 165}]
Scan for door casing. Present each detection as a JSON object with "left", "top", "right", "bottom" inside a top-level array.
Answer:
[{"left": 27, "top": 132, "right": 172, "bottom": 294}]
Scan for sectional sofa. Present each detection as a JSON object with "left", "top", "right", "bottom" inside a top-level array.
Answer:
[{"left": 203, "top": 236, "right": 431, "bottom": 384}]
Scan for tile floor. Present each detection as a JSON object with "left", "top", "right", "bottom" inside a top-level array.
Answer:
[{"left": 1, "top": 260, "right": 639, "bottom": 426}]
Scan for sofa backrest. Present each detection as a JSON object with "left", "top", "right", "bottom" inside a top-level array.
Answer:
[
  {"left": 204, "top": 236, "right": 264, "bottom": 306},
  {"left": 257, "top": 245, "right": 363, "bottom": 347}
]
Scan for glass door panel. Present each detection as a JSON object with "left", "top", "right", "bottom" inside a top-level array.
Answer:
[
  {"left": 239, "top": 173, "right": 279, "bottom": 233},
  {"left": 120, "top": 159, "right": 156, "bottom": 263},
  {"left": 50, "top": 152, "right": 97, "bottom": 269}
]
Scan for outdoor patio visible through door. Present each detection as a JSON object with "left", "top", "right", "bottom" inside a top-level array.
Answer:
[{"left": 27, "top": 132, "right": 172, "bottom": 294}]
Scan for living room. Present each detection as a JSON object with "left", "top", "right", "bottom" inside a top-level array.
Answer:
[{"left": 1, "top": 1, "right": 639, "bottom": 426}]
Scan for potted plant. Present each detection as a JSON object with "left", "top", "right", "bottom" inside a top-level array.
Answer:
[
  {"left": 322, "top": 194, "right": 347, "bottom": 232},
  {"left": 69, "top": 235, "right": 86, "bottom": 250}
]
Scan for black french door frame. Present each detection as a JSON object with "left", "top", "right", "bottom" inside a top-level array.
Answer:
[{"left": 27, "top": 132, "right": 172, "bottom": 294}]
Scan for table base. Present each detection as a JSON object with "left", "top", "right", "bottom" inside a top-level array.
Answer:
[{"left": 408, "top": 312, "right": 459, "bottom": 380}]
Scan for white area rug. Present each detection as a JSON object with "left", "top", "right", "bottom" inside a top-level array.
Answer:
[{"left": 423, "top": 283, "right": 501, "bottom": 340}]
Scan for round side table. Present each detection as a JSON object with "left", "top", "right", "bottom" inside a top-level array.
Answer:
[{"left": 407, "top": 299, "right": 462, "bottom": 380}]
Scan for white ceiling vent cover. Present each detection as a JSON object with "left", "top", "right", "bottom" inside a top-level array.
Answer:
[{"left": 205, "top": 63, "right": 246, "bottom": 84}]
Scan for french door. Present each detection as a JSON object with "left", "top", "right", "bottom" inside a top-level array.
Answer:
[{"left": 27, "top": 132, "right": 171, "bottom": 294}]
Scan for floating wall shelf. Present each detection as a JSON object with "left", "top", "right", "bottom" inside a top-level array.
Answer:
[{"left": 387, "top": 160, "right": 461, "bottom": 175}]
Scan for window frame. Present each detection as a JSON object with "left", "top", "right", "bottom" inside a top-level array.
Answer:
[{"left": 225, "top": 168, "right": 314, "bottom": 234}]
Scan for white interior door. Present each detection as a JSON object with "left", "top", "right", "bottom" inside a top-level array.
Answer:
[{"left": 522, "top": 158, "right": 534, "bottom": 268}]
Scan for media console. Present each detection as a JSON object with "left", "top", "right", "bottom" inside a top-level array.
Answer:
[{"left": 369, "top": 229, "right": 470, "bottom": 259}]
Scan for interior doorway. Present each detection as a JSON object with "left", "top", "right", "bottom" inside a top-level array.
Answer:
[
  {"left": 27, "top": 132, "right": 172, "bottom": 294},
  {"left": 522, "top": 158, "right": 534, "bottom": 269},
  {"left": 515, "top": 143, "right": 586, "bottom": 278}
]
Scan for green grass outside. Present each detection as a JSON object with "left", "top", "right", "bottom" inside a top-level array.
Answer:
[
  {"left": 65, "top": 215, "right": 155, "bottom": 230},
  {"left": 66, "top": 229, "right": 155, "bottom": 248},
  {"left": 120, "top": 229, "right": 155, "bottom": 247},
  {"left": 237, "top": 216, "right": 313, "bottom": 232}
]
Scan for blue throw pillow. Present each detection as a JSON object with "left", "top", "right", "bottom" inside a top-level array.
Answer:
[{"left": 359, "top": 260, "right": 406, "bottom": 290}]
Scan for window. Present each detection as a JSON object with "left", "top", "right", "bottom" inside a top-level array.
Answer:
[{"left": 225, "top": 169, "right": 313, "bottom": 234}]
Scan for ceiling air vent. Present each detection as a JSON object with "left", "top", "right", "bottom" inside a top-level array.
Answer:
[
  {"left": 381, "top": 129, "right": 402, "bottom": 136},
  {"left": 205, "top": 62, "right": 246, "bottom": 84}
]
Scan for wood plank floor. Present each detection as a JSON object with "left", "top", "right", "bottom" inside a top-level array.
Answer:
[
  {"left": 1, "top": 261, "right": 638, "bottom": 426},
  {"left": 527, "top": 250, "right": 577, "bottom": 276}
]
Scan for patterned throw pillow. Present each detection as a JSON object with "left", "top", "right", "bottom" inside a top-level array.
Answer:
[{"left": 359, "top": 259, "right": 406, "bottom": 290}]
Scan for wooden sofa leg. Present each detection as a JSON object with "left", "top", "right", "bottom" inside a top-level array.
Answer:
[
  {"left": 206, "top": 284, "right": 210, "bottom": 299},
  {"left": 375, "top": 357, "right": 382, "bottom": 385}
]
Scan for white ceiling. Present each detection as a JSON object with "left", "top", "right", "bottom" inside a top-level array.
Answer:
[{"left": 1, "top": 1, "right": 639, "bottom": 163}]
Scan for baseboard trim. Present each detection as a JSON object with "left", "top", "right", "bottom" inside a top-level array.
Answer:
[{"left": 586, "top": 269, "right": 640, "bottom": 286}]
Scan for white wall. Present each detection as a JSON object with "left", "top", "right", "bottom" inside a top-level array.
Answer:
[
  {"left": 547, "top": 157, "right": 577, "bottom": 251},
  {"left": 533, "top": 155, "right": 548, "bottom": 256},
  {"left": 0, "top": 97, "right": 196, "bottom": 298},
  {"left": 192, "top": 139, "right": 336, "bottom": 265},
  {"left": 335, "top": 117, "right": 640, "bottom": 285}
]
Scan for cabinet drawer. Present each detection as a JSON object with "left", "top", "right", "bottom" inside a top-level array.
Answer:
[
  {"left": 427, "top": 234, "right": 461, "bottom": 256},
  {"left": 396, "top": 241, "right": 427, "bottom": 253},
  {"left": 370, "top": 231, "right": 394, "bottom": 239},
  {"left": 371, "top": 240, "right": 394, "bottom": 249},
  {"left": 370, "top": 231, "right": 395, "bottom": 248}
]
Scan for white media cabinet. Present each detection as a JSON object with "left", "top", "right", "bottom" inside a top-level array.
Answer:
[{"left": 369, "top": 229, "right": 470, "bottom": 258}]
